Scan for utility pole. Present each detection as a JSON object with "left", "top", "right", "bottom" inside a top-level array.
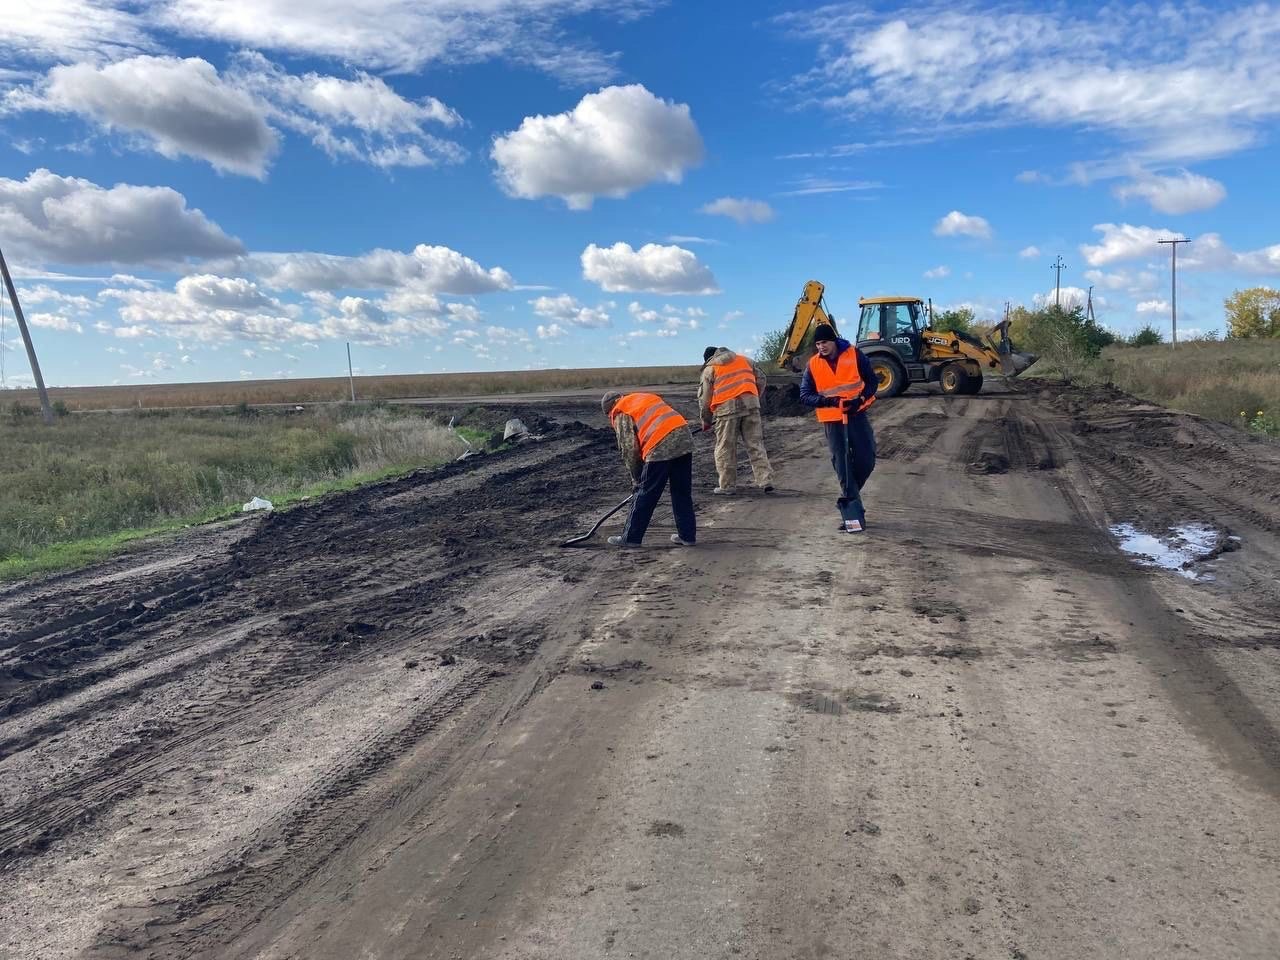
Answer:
[
  {"left": 1050, "top": 256, "right": 1066, "bottom": 311},
  {"left": 1157, "top": 237, "right": 1190, "bottom": 350},
  {"left": 346, "top": 342, "right": 356, "bottom": 401},
  {"left": 1086, "top": 285, "right": 1096, "bottom": 324},
  {"left": 0, "top": 243, "right": 54, "bottom": 424}
]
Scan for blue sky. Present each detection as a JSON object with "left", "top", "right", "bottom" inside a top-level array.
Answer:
[{"left": 1, "top": 1, "right": 1278, "bottom": 387}]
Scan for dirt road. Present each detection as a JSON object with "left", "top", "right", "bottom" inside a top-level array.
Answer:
[{"left": 3, "top": 382, "right": 1279, "bottom": 959}]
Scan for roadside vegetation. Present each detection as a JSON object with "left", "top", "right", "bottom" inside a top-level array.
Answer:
[
  {"left": 1013, "top": 285, "right": 1280, "bottom": 437},
  {"left": 0, "top": 404, "right": 468, "bottom": 579},
  {"left": 2, "top": 364, "right": 698, "bottom": 413}
]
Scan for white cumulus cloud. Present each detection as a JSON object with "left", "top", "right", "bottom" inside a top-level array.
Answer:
[
  {"left": 924, "top": 265, "right": 950, "bottom": 279},
  {"left": 247, "top": 245, "right": 513, "bottom": 295},
  {"left": 1136, "top": 300, "right": 1170, "bottom": 314},
  {"left": 530, "top": 294, "right": 612, "bottom": 328},
  {"left": 536, "top": 322, "right": 567, "bottom": 339},
  {"left": 0, "top": 168, "right": 244, "bottom": 266},
  {"left": 1113, "top": 170, "right": 1227, "bottom": 215},
  {"left": 582, "top": 242, "right": 719, "bottom": 295},
  {"left": 29, "top": 312, "right": 84, "bottom": 333},
  {"left": 1079, "top": 223, "right": 1173, "bottom": 267},
  {"left": 492, "top": 85, "right": 703, "bottom": 210},
  {"left": 11, "top": 56, "right": 277, "bottom": 178},
  {"left": 1019, "top": 246, "right": 1041, "bottom": 259},
  {"left": 934, "top": 210, "right": 992, "bottom": 240},
  {"left": 7, "top": 53, "right": 465, "bottom": 175},
  {"left": 700, "top": 197, "right": 775, "bottom": 225}
]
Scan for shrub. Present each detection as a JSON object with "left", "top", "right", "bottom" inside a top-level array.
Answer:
[
  {"left": 932, "top": 307, "right": 975, "bottom": 334},
  {"left": 1125, "top": 324, "right": 1164, "bottom": 347},
  {"left": 755, "top": 328, "right": 788, "bottom": 366}
]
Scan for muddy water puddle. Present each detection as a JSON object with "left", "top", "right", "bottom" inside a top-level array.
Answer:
[{"left": 1108, "top": 522, "right": 1235, "bottom": 580}]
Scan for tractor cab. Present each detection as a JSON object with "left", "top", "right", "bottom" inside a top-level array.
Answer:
[{"left": 856, "top": 297, "right": 927, "bottom": 364}]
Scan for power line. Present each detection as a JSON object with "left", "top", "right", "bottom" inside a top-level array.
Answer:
[
  {"left": 1157, "top": 238, "right": 1190, "bottom": 349},
  {"left": 1050, "top": 255, "right": 1066, "bottom": 310}
]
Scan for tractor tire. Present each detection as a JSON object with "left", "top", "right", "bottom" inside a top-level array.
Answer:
[
  {"left": 940, "top": 363, "right": 972, "bottom": 396},
  {"left": 871, "top": 356, "right": 908, "bottom": 398},
  {"left": 962, "top": 372, "right": 984, "bottom": 395}
]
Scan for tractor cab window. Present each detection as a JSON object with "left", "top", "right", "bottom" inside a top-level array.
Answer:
[
  {"left": 888, "top": 302, "right": 923, "bottom": 362},
  {"left": 891, "top": 303, "right": 921, "bottom": 335},
  {"left": 857, "top": 304, "right": 882, "bottom": 341}
]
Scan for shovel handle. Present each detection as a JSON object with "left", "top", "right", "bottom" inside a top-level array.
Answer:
[{"left": 560, "top": 493, "right": 635, "bottom": 547}]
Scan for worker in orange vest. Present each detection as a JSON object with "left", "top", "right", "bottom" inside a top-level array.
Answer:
[
  {"left": 799, "top": 323, "right": 877, "bottom": 533},
  {"left": 600, "top": 391, "right": 696, "bottom": 547},
  {"left": 698, "top": 346, "right": 775, "bottom": 494}
]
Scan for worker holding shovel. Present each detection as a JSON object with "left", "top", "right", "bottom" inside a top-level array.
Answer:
[
  {"left": 800, "top": 323, "right": 878, "bottom": 534},
  {"left": 601, "top": 391, "right": 696, "bottom": 547}
]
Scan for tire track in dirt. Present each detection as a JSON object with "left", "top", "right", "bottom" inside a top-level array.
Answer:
[{"left": 0, "top": 426, "right": 626, "bottom": 869}]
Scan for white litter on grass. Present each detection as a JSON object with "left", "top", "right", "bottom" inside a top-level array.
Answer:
[
  {"left": 447, "top": 416, "right": 479, "bottom": 461},
  {"left": 1109, "top": 522, "right": 1220, "bottom": 579},
  {"left": 242, "top": 496, "right": 273, "bottom": 512}
]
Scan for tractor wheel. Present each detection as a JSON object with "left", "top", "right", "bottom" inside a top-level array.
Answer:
[
  {"left": 871, "top": 356, "right": 907, "bottom": 398},
  {"left": 962, "top": 372, "right": 984, "bottom": 395},
  {"left": 940, "top": 363, "right": 972, "bottom": 396}
]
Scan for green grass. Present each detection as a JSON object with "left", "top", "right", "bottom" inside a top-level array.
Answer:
[
  {"left": 1097, "top": 338, "right": 1280, "bottom": 434},
  {"left": 0, "top": 405, "right": 470, "bottom": 580}
]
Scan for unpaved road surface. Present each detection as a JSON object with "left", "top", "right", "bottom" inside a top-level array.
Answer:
[{"left": 3, "top": 382, "right": 1280, "bottom": 959}]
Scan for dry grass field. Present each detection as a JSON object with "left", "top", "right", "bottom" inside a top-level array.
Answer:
[
  {"left": 1099, "top": 338, "right": 1280, "bottom": 433},
  {"left": 2, "top": 365, "right": 699, "bottom": 412}
]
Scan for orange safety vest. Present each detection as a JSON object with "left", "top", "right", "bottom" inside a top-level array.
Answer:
[
  {"left": 610, "top": 393, "right": 688, "bottom": 459},
  {"left": 709, "top": 354, "right": 759, "bottom": 411},
  {"left": 808, "top": 348, "right": 873, "bottom": 423}
]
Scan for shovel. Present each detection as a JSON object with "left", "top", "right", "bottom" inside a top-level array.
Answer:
[{"left": 560, "top": 494, "right": 634, "bottom": 547}]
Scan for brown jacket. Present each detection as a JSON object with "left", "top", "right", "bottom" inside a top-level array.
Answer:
[
  {"left": 698, "top": 348, "right": 766, "bottom": 423},
  {"left": 613, "top": 412, "right": 694, "bottom": 483}
]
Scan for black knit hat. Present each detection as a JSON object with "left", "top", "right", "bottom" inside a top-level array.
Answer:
[
  {"left": 813, "top": 323, "right": 838, "bottom": 343},
  {"left": 703, "top": 345, "right": 718, "bottom": 362}
]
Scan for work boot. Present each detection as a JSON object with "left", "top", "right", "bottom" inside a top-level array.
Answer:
[
  {"left": 607, "top": 536, "right": 640, "bottom": 548},
  {"left": 713, "top": 486, "right": 736, "bottom": 495},
  {"left": 670, "top": 534, "right": 695, "bottom": 546}
]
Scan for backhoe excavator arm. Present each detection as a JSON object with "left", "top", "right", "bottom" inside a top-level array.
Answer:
[{"left": 777, "top": 280, "right": 838, "bottom": 372}]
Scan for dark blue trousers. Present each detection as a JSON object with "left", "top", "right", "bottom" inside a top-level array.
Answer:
[
  {"left": 623, "top": 452, "right": 696, "bottom": 545},
  {"left": 823, "top": 415, "right": 876, "bottom": 524}
]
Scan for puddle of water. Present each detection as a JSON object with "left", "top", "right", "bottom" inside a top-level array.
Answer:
[{"left": 1109, "top": 522, "right": 1221, "bottom": 580}]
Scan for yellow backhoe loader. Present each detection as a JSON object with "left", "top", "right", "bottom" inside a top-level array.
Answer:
[{"left": 776, "top": 280, "right": 1036, "bottom": 397}]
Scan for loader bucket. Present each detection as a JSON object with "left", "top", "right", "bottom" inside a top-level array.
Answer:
[
  {"left": 991, "top": 320, "right": 1037, "bottom": 377},
  {"left": 1001, "top": 350, "right": 1038, "bottom": 376}
]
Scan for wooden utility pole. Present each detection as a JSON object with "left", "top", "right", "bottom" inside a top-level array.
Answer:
[
  {"left": 1158, "top": 238, "right": 1190, "bottom": 350},
  {"left": 346, "top": 342, "right": 356, "bottom": 401},
  {"left": 0, "top": 243, "right": 54, "bottom": 424},
  {"left": 1050, "top": 256, "right": 1066, "bottom": 310},
  {"left": 1086, "top": 285, "right": 1096, "bottom": 324}
]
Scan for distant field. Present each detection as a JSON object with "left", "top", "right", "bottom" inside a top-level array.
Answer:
[
  {"left": 2, "top": 365, "right": 700, "bottom": 412},
  {"left": 0, "top": 404, "right": 474, "bottom": 580},
  {"left": 1099, "top": 339, "right": 1280, "bottom": 433}
]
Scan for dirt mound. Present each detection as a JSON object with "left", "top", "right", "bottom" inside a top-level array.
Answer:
[{"left": 761, "top": 382, "right": 808, "bottom": 417}]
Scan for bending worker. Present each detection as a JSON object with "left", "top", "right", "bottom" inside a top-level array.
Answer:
[
  {"left": 698, "top": 345, "right": 775, "bottom": 495},
  {"left": 799, "top": 323, "right": 877, "bottom": 534},
  {"left": 601, "top": 391, "right": 696, "bottom": 547}
]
